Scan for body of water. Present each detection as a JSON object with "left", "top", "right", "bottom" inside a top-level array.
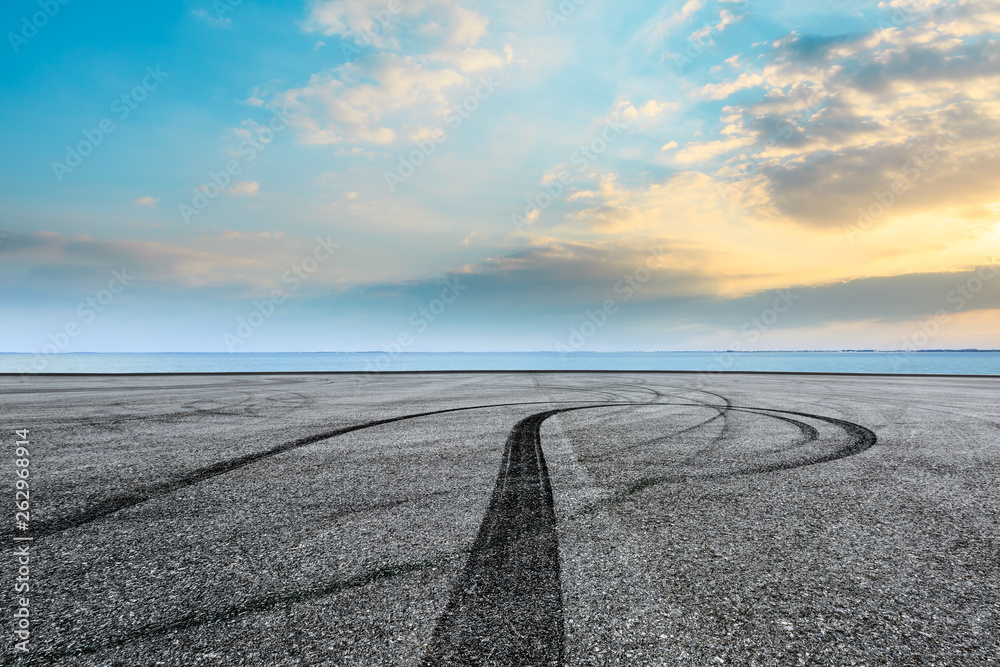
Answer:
[{"left": 0, "top": 351, "right": 997, "bottom": 374}]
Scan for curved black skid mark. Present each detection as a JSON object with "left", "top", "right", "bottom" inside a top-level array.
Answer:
[
  {"left": 582, "top": 401, "right": 732, "bottom": 463},
  {"left": 733, "top": 408, "right": 820, "bottom": 450},
  {"left": 13, "top": 400, "right": 589, "bottom": 540},
  {"left": 17, "top": 402, "right": 877, "bottom": 665},
  {"left": 748, "top": 407, "right": 877, "bottom": 468},
  {"left": 424, "top": 403, "right": 876, "bottom": 665}
]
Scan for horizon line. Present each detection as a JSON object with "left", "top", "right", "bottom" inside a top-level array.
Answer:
[{"left": 2, "top": 349, "right": 998, "bottom": 355}]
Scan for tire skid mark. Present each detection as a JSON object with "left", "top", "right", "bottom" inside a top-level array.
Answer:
[
  {"left": 749, "top": 407, "right": 877, "bottom": 468},
  {"left": 425, "top": 402, "right": 875, "bottom": 665},
  {"left": 531, "top": 381, "right": 623, "bottom": 404},
  {"left": 575, "top": 405, "right": 726, "bottom": 464},
  {"left": 571, "top": 406, "right": 877, "bottom": 518},
  {"left": 618, "top": 385, "right": 734, "bottom": 463},
  {"left": 679, "top": 386, "right": 737, "bottom": 456},
  {"left": 423, "top": 409, "right": 567, "bottom": 666},
  {"left": 586, "top": 406, "right": 872, "bottom": 485},
  {"left": 549, "top": 382, "right": 730, "bottom": 461},
  {"left": 734, "top": 408, "right": 820, "bottom": 451},
  {"left": 17, "top": 399, "right": 878, "bottom": 665},
  {"left": 10, "top": 400, "right": 588, "bottom": 540},
  {"left": 607, "top": 409, "right": 819, "bottom": 466}
]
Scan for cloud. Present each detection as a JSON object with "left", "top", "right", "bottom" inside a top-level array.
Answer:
[
  {"left": 303, "top": 0, "right": 391, "bottom": 38},
  {"left": 229, "top": 181, "right": 260, "bottom": 197},
  {"left": 405, "top": 238, "right": 718, "bottom": 307},
  {"left": 666, "top": 264, "right": 1000, "bottom": 333},
  {"left": 675, "top": 135, "right": 754, "bottom": 163},
  {"left": 133, "top": 196, "right": 158, "bottom": 207},
  {"left": 0, "top": 231, "right": 336, "bottom": 294},
  {"left": 303, "top": 0, "right": 498, "bottom": 62},
  {"left": 655, "top": 0, "right": 707, "bottom": 38},
  {"left": 278, "top": 0, "right": 507, "bottom": 147},
  {"left": 519, "top": 157, "right": 1000, "bottom": 303},
  {"left": 617, "top": 98, "right": 681, "bottom": 124},
  {"left": 687, "top": 7, "right": 743, "bottom": 46},
  {"left": 428, "top": 46, "right": 507, "bottom": 72},
  {"left": 425, "top": 3, "right": 488, "bottom": 47},
  {"left": 696, "top": 72, "right": 765, "bottom": 100},
  {"left": 669, "top": 0, "right": 1000, "bottom": 232},
  {"left": 275, "top": 54, "right": 467, "bottom": 145},
  {"left": 346, "top": 242, "right": 1000, "bottom": 349}
]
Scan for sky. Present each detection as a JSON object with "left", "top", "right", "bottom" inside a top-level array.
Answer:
[{"left": 1, "top": 0, "right": 999, "bottom": 353}]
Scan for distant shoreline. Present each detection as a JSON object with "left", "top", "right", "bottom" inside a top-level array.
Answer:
[
  {"left": 3, "top": 370, "right": 999, "bottom": 378},
  {"left": 2, "top": 350, "right": 998, "bottom": 376},
  {"left": 1, "top": 350, "right": 998, "bottom": 355}
]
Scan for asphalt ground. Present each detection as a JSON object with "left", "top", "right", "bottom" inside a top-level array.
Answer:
[{"left": 1, "top": 372, "right": 997, "bottom": 665}]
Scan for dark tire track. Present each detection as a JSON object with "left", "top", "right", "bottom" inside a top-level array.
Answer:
[
  {"left": 747, "top": 407, "right": 877, "bottom": 469},
  {"left": 17, "top": 400, "right": 878, "bottom": 665},
  {"left": 424, "top": 402, "right": 876, "bottom": 665},
  {"left": 734, "top": 408, "right": 820, "bottom": 453},
  {"left": 423, "top": 409, "right": 566, "bottom": 666},
  {"left": 12, "top": 400, "right": 584, "bottom": 539},
  {"left": 580, "top": 386, "right": 733, "bottom": 463}
]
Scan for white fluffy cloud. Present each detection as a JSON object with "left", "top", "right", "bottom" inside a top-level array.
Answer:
[{"left": 281, "top": 0, "right": 509, "bottom": 146}]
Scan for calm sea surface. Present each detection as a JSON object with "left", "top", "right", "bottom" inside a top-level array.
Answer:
[{"left": 0, "top": 351, "right": 997, "bottom": 374}]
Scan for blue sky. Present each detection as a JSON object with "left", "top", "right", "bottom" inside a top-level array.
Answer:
[{"left": 2, "top": 0, "right": 999, "bottom": 353}]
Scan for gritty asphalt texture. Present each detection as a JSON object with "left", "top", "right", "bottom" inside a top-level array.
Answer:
[{"left": 1, "top": 372, "right": 997, "bottom": 666}]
